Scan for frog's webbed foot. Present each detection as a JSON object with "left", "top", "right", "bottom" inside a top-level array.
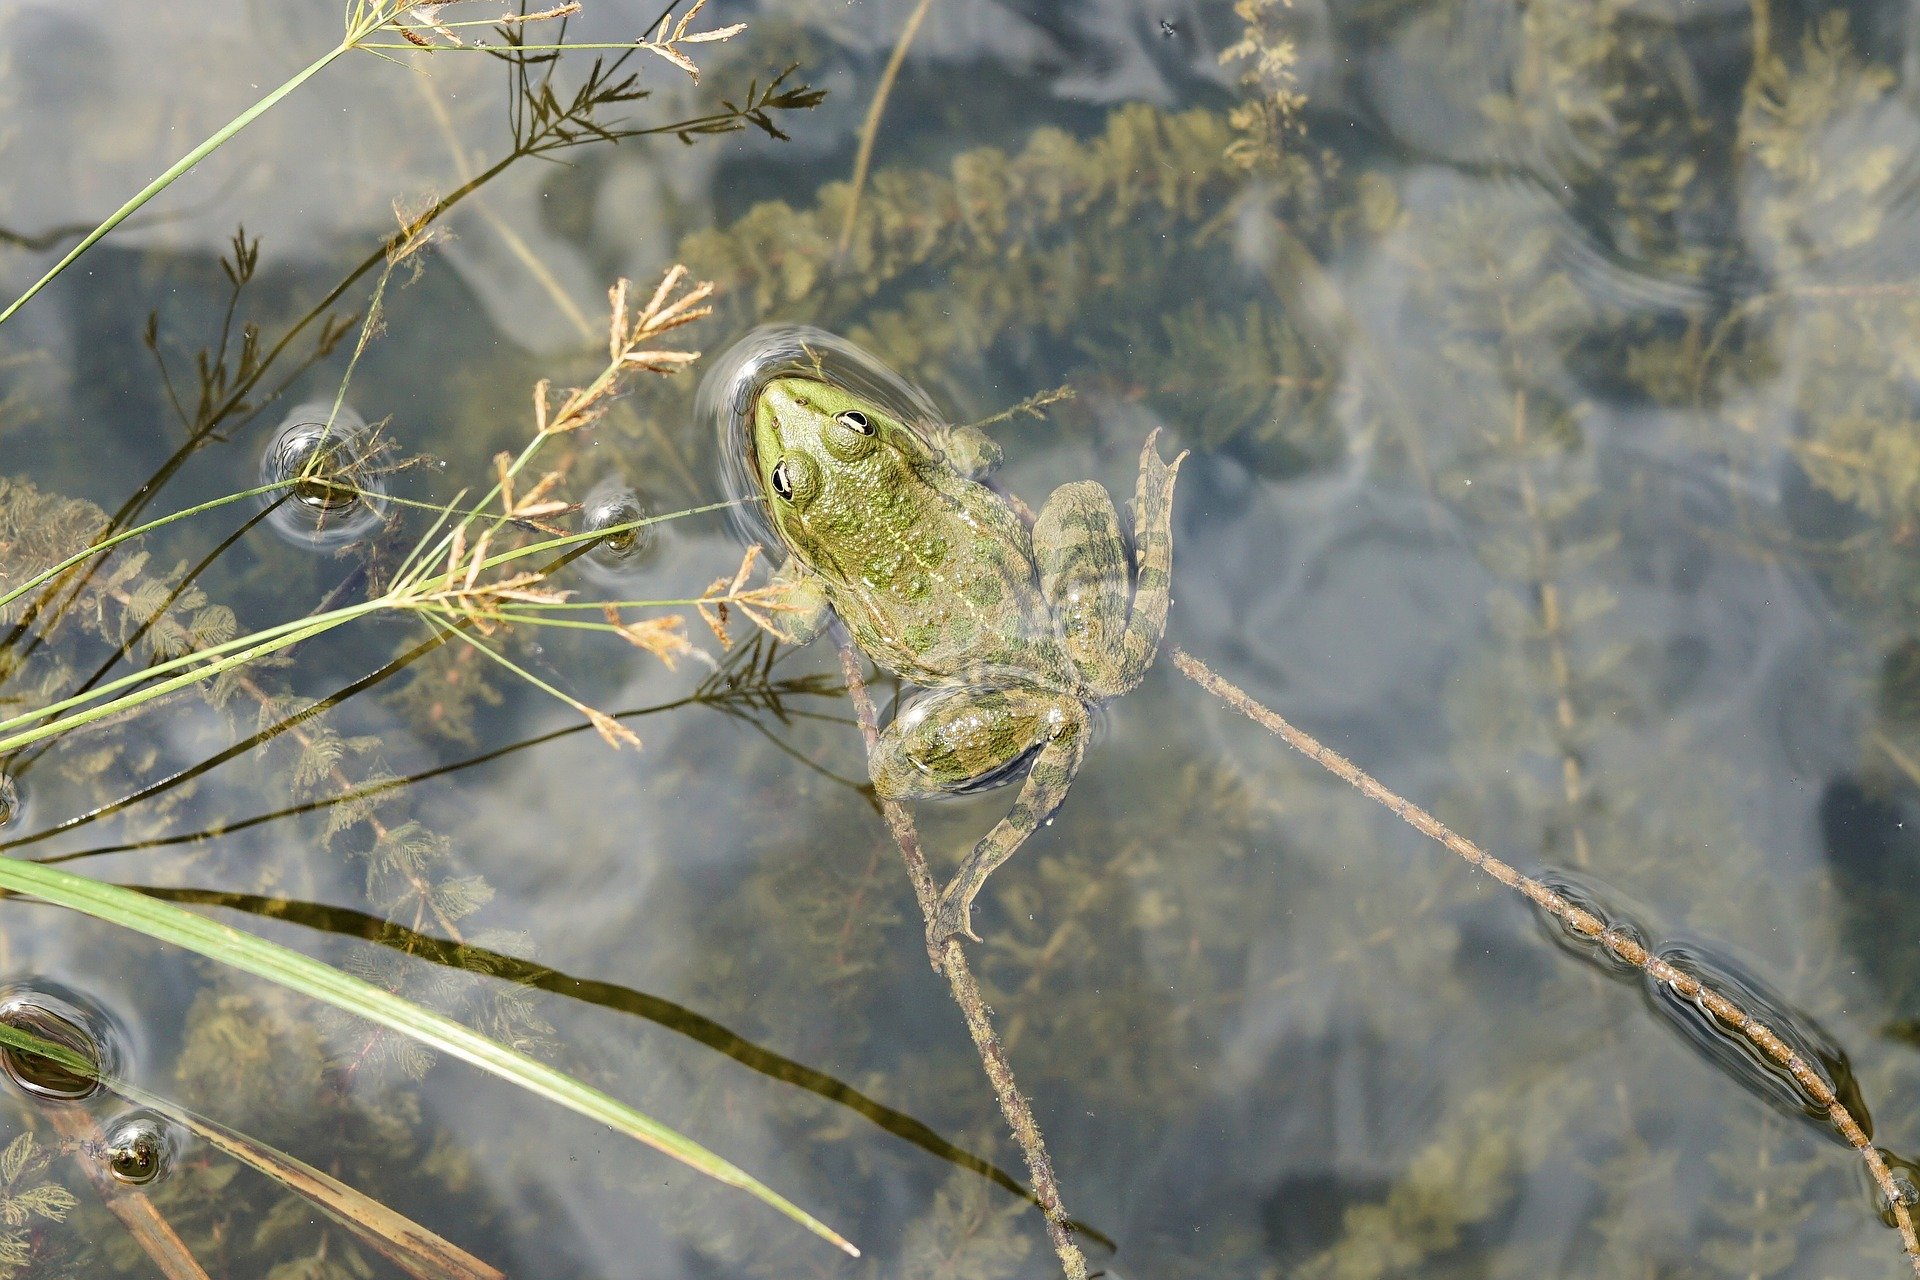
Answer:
[
  {"left": 766, "top": 556, "right": 833, "bottom": 645},
  {"left": 928, "top": 882, "right": 984, "bottom": 950},
  {"left": 917, "top": 713, "right": 1087, "bottom": 955},
  {"left": 922, "top": 422, "right": 1003, "bottom": 481}
]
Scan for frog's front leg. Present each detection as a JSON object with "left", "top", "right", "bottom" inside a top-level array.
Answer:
[
  {"left": 1033, "top": 429, "right": 1185, "bottom": 697},
  {"left": 767, "top": 556, "right": 833, "bottom": 645},
  {"left": 870, "top": 684, "right": 1087, "bottom": 944},
  {"left": 920, "top": 422, "right": 1002, "bottom": 480}
]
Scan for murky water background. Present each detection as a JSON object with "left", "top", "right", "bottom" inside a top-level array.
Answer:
[{"left": 6, "top": 0, "right": 1920, "bottom": 1275}]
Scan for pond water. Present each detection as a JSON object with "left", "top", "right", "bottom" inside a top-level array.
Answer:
[{"left": 5, "top": 0, "right": 1920, "bottom": 1276}]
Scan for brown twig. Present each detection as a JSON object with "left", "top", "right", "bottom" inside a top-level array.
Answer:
[
  {"left": 1171, "top": 647, "right": 1920, "bottom": 1275},
  {"left": 835, "top": 641, "right": 1089, "bottom": 1280}
]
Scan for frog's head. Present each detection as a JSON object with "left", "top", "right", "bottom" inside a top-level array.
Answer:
[{"left": 752, "top": 376, "right": 907, "bottom": 561}]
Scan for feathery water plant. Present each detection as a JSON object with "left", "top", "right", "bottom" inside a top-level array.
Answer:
[
  {"left": 0, "top": 0, "right": 749, "bottom": 330},
  {"left": 0, "top": 265, "right": 855, "bottom": 1257}
]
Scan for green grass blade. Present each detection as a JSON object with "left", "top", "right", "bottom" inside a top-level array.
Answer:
[
  {"left": 0, "top": 43, "right": 349, "bottom": 328},
  {"left": 0, "top": 860, "right": 857, "bottom": 1257}
]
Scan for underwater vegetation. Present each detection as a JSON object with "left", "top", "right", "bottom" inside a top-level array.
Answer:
[{"left": 6, "top": 0, "right": 1920, "bottom": 1276}]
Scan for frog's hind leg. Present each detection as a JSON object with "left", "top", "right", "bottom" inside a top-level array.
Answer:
[
  {"left": 870, "top": 685, "right": 1087, "bottom": 944},
  {"left": 1034, "top": 430, "right": 1185, "bottom": 697}
]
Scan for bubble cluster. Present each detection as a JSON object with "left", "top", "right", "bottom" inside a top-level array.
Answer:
[
  {"left": 259, "top": 401, "right": 390, "bottom": 548},
  {"left": 0, "top": 982, "right": 121, "bottom": 1101},
  {"left": 101, "top": 1110, "right": 179, "bottom": 1185}
]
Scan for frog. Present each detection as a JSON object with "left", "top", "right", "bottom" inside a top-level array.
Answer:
[{"left": 748, "top": 373, "right": 1184, "bottom": 948}]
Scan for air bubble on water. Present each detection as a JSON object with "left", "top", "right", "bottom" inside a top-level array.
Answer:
[
  {"left": 1643, "top": 941, "right": 1866, "bottom": 1144},
  {"left": 259, "top": 401, "right": 390, "bottom": 548},
  {"left": 701, "top": 324, "right": 945, "bottom": 550},
  {"left": 0, "top": 982, "right": 124, "bottom": 1102},
  {"left": 577, "top": 477, "right": 665, "bottom": 588},
  {"left": 0, "top": 772, "right": 19, "bottom": 830},
  {"left": 1871, "top": 1151, "right": 1920, "bottom": 1227},
  {"left": 101, "top": 1111, "right": 179, "bottom": 1185},
  {"left": 1531, "top": 869, "right": 1651, "bottom": 979}
]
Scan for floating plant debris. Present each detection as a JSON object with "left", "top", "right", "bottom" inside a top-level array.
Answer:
[
  {"left": 1877, "top": 1151, "right": 1920, "bottom": 1228},
  {"left": 259, "top": 401, "right": 390, "bottom": 548},
  {"left": 1530, "top": 869, "right": 1872, "bottom": 1146},
  {"left": 0, "top": 982, "right": 120, "bottom": 1101},
  {"left": 101, "top": 1110, "right": 179, "bottom": 1186}
]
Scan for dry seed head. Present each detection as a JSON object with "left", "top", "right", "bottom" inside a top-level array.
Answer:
[
  {"left": 602, "top": 606, "right": 693, "bottom": 669},
  {"left": 695, "top": 546, "right": 800, "bottom": 646},
  {"left": 501, "top": 4, "right": 582, "bottom": 22},
  {"left": 587, "top": 708, "right": 642, "bottom": 751}
]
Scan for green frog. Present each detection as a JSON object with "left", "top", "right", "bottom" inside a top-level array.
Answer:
[{"left": 749, "top": 374, "right": 1184, "bottom": 947}]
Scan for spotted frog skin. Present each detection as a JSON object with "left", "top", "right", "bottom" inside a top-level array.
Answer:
[{"left": 750, "top": 375, "right": 1184, "bottom": 946}]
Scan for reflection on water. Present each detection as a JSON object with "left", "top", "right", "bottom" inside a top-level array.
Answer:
[
  {"left": 6, "top": 0, "right": 1920, "bottom": 1275},
  {"left": 258, "top": 400, "right": 391, "bottom": 549},
  {"left": 99, "top": 1110, "right": 178, "bottom": 1186},
  {"left": 0, "top": 981, "right": 119, "bottom": 1102}
]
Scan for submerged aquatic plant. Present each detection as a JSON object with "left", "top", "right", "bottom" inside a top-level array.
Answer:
[
  {"left": 0, "top": 0, "right": 753, "bottom": 330},
  {"left": 15, "top": 0, "right": 1920, "bottom": 1273}
]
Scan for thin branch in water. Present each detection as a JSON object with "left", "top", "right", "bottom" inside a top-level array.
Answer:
[
  {"left": 1170, "top": 646, "right": 1920, "bottom": 1277},
  {"left": 835, "top": 640, "right": 1092, "bottom": 1280}
]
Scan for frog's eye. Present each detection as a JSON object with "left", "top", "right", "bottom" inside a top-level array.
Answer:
[
  {"left": 836, "top": 409, "right": 874, "bottom": 435},
  {"left": 769, "top": 459, "right": 795, "bottom": 501}
]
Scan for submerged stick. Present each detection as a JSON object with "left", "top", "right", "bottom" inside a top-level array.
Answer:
[
  {"left": 836, "top": 642, "right": 1090, "bottom": 1280},
  {"left": 834, "top": 0, "right": 936, "bottom": 260},
  {"left": 1171, "top": 647, "right": 1920, "bottom": 1275}
]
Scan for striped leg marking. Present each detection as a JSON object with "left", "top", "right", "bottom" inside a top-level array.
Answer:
[{"left": 928, "top": 708, "right": 1087, "bottom": 944}]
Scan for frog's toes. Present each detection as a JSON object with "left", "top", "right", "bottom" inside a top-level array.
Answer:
[
  {"left": 928, "top": 886, "right": 984, "bottom": 951},
  {"left": 1139, "top": 427, "right": 1189, "bottom": 478}
]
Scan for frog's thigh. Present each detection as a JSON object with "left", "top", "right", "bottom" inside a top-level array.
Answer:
[
  {"left": 1033, "top": 480, "right": 1132, "bottom": 688},
  {"left": 870, "top": 685, "right": 1079, "bottom": 799}
]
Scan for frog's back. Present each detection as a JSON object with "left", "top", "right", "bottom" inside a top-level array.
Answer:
[{"left": 824, "top": 465, "right": 1069, "bottom": 689}]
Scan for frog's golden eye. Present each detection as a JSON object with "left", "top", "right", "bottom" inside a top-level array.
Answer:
[
  {"left": 836, "top": 409, "right": 874, "bottom": 435},
  {"left": 770, "top": 459, "right": 795, "bottom": 501}
]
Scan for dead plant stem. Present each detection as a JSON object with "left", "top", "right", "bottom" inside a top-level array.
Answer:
[
  {"left": 1170, "top": 646, "right": 1920, "bottom": 1275},
  {"left": 835, "top": 0, "right": 935, "bottom": 259},
  {"left": 835, "top": 641, "right": 1089, "bottom": 1280}
]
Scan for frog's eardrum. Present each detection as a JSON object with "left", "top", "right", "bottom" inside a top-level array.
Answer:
[{"left": 702, "top": 325, "right": 945, "bottom": 550}]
